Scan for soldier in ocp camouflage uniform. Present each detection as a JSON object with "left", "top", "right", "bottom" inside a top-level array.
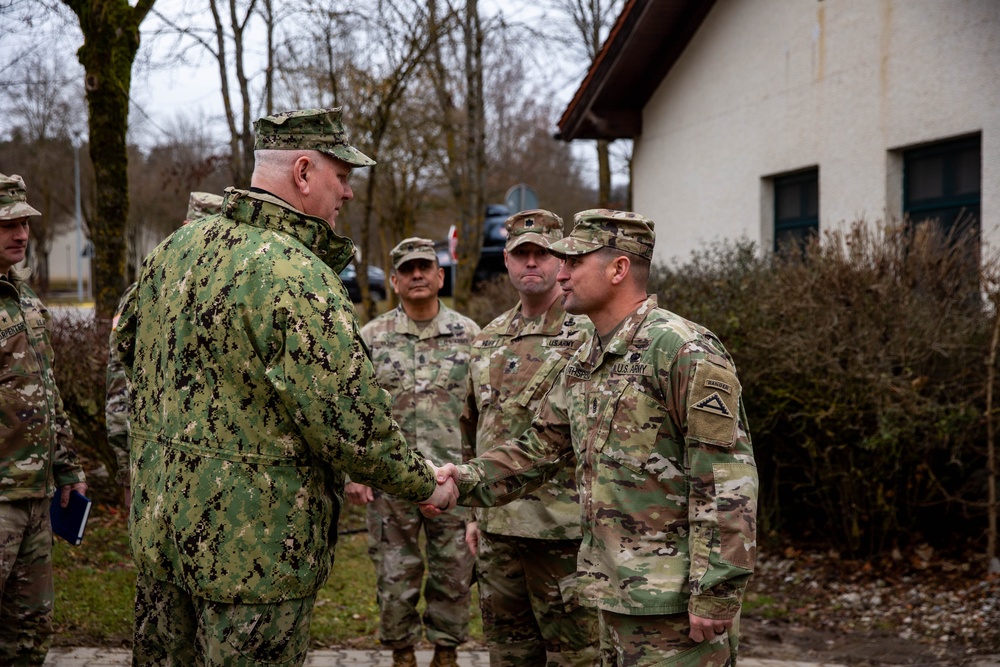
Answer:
[
  {"left": 346, "top": 237, "right": 479, "bottom": 667},
  {"left": 431, "top": 210, "right": 758, "bottom": 667},
  {"left": 115, "top": 110, "right": 458, "bottom": 667},
  {"left": 460, "top": 210, "right": 599, "bottom": 666},
  {"left": 106, "top": 191, "right": 224, "bottom": 495},
  {"left": 0, "top": 173, "right": 88, "bottom": 666}
]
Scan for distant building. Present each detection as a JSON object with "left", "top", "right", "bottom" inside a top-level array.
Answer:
[
  {"left": 45, "top": 225, "right": 93, "bottom": 295},
  {"left": 558, "top": 0, "right": 999, "bottom": 264}
]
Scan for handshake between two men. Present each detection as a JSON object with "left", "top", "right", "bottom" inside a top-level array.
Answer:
[{"left": 418, "top": 462, "right": 461, "bottom": 516}]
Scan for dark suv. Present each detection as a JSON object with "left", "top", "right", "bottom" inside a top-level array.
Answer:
[
  {"left": 339, "top": 263, "right": 387, "bottom": 302},
  {"left": 435, "top": 204, "right": 511, "bottom": 296},
  {"left": 474, "top": 204, "right": 512, "bottom": 283}
]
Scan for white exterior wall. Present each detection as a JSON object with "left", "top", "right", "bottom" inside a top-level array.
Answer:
[
  {"left": 634, "top": 0, "right": 1000, "bottom": 266},
  {"left": 47, "top": 227, "right": 92, "bottom": 288}
]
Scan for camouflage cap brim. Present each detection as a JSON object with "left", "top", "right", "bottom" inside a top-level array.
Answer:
[
  {"left": 506, "top": 232, "right": 554, "bottom": 251},
  {"left": 547, "top": 236, "right": 604, "bottom": 258},
  {"left": 325, "top": 144, "right": 376, "bottom": 168},
  {"left": 393, "top": 249, "right": 438, "bottom": 270},
  {"left": 0, "top": 200, "right": 41, "bottom": 220}
]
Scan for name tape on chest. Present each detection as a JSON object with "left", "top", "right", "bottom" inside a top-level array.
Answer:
[
  {"left": 475, "top": 339, "right": 502, "bottom": 349},
  {"left": 566, "top": 365, "right": 591, "bottom": 380},
  {"left": 611, "top": 362, "right": 651, "bottom": 376},
  {"left": 0, "top": 321, "right": 26, "bottom": 342}
]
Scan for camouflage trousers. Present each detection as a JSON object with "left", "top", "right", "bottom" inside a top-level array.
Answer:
[
  {"left": 0, "top": 499, "right": 54, "bottom": 667},
  {"left": 132, "top": 572, "right": 315, "bottom": 666},
  {"left": 598, "top": 610, "right": 739, "bottom": 667},
  {"left": 477, "top": 532, "right": 599, "bottom": 667},
  {"left": 366, "top": 491, "right": 473, "bottom": 649}
]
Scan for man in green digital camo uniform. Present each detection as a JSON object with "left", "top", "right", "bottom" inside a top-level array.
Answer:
[
  {"left": 106, "top": 191, "right": 223, "bottom": 500},
  {"left": 346, "top": 237, "right": 479, "bottom": 667},
  {"left": 0, "top": 173, "right": 88, "bottom": 666},
  {"left": 430, "top": 210, "right": 758, "bottom": 667},
  {"left": 115, "top": 109, "right": 458, "bottom": 667},
  {"left": 460, "top": 210, "right": 599, "bottom": 666}
]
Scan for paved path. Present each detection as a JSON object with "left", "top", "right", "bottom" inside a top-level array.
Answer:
[{"left": 43, "top": 647, "right": 852, "bottom": 666}]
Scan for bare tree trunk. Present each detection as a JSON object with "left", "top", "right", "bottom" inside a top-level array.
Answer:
[
  {"left": 453, "top": 0, "right": 485, "bottom": 312},
  {"left": 597, "top": 138, "right": 611, "bottom": 207},
  {"left": 262, "top": 0, "right": 275, "bottom": 115},
  {"left": 62, "top": 0, "right": 156, "bottom": 318},
  {"left": 426, "top": 0, "right": 484, "bottom": 311},
  {"left": 987, "top": 302, "right": 999, "bottom": 566},
  {"left": 208, "top": 0, "right": 257, "bottom": 188}
]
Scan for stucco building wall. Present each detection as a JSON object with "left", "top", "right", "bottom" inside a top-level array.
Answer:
[{"left": 634, "top": 0, "right": 1000, "bottom": 266}]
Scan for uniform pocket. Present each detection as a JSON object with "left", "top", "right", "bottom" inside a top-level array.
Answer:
[
  {"left": 601, "top": 388, "right": 667, "bottom": 474},
  {"left": 0, "top": 375, "right": 40, "bottom": 460},
  {"left": 713, "top": 462, "right": 758, "bottom": 570},
  {"left": 227, "top": 597, "right": 313, "bottom": 665}
]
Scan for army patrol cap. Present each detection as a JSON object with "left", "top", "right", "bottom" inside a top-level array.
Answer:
[
  {"left": 391, "top": 237, "right": 438, "bottom": 270},
  {"left": 0, "top": 173, "right": 42, "bottom": 220},
  {"left": 504, "top": 209, "right": 564, "bottom": 251},
  {"left": 549, "top": 209, "right": 655, "bottom": 261},
  {"left": 186, "top": 192, "right": 224, "bottom": 221},
  {"left": 253, "top": 107, "right": 376, "bottom": 167}
]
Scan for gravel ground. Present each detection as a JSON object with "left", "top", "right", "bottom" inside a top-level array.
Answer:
[{"left": 741, "top": 546, "right": 1000, "bottom": 666}]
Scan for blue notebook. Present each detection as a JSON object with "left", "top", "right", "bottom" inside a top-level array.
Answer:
[{"left": 50, "top": 490, "right": 92, "bottom": 546}]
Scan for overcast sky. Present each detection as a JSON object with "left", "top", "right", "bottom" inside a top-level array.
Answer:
[{"left": 124, "top": 0, "right": 586, "bottom": 150}]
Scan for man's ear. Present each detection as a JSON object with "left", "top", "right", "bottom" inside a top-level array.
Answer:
[
  {"left": 609, "top": 255, "right": 631, "bottom": 285},
  {"left": 292, "top": 155, "right": 312, "bottom": 194}
]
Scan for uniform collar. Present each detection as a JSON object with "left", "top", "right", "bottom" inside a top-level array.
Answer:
[
  {"left": 497, "top": 299, "right": 571, "bottom": 339},
  {"left": 578, "top": 295, "right": 658, "bottom": 369},
  {"left": 222, "top": 187, "right": 356, "bottom": 273}
]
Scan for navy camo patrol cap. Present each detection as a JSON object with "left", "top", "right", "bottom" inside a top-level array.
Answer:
[{"left": 253, "top": 107, "right": 376, "bottom": 167}]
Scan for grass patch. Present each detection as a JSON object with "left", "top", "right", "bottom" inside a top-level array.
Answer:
[
  {"left": 51, "top": 500, "right": 483, "bottom": 649},
  {"left": 51, "top": 504, "right": 134, "bottom": 647},
  {"left": 741, "top": 593, "right": 790, "bottom": 621}
]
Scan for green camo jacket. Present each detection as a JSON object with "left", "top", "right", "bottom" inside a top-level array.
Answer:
[
  {"left": 0, "top": 270, "right": 86, "bottom": 500},
  {"left": 361, "top": 303, "right": 479, "bottom": 467},
  {"left": 456, "top": 297, "right": 758, "bottom": 618},
  {"left": 460, "top": 300, "right": 593, "bottom": 539},
  {"left": 116, "top": 188, "right": 437, "bottom": 604}
]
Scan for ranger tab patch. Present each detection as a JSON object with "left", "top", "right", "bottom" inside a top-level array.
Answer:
[
  {"left": 693, "top": 392, "right": 733, "bottom": 418},
  {"left": 705, "top": 378, "right": 732, "bottom": 394}
]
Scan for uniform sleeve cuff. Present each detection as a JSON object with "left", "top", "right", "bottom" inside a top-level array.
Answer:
[{"left": 688, "top": 594, "right": 742, "bottom": 620}]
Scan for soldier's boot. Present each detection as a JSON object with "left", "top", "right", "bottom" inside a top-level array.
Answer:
[
  {"left": 392, "top": 646, "right": 417, "bottom": 667},
  {"left": 429, "top": 645, "right": 459, "bottom": 667}
]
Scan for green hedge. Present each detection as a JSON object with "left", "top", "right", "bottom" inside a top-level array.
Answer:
[{"left": 650, "top": 222, "right": 993, "bottom": 556}]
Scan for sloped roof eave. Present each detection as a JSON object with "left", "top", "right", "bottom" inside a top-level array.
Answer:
[{"left": 556, "top": 0, "right": 715, "bottom": 142}]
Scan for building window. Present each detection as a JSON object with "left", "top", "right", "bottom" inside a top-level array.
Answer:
[
  {"left": 774, "top": 168, "right": 819, "bottom": 254},
  {"left": 903, "top": 135, "right": 981, "bottom": 240}
]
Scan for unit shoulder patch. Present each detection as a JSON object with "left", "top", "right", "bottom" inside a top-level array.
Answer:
[{"left": 693, "top": 392, "right": 733, "bottom": 418}]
